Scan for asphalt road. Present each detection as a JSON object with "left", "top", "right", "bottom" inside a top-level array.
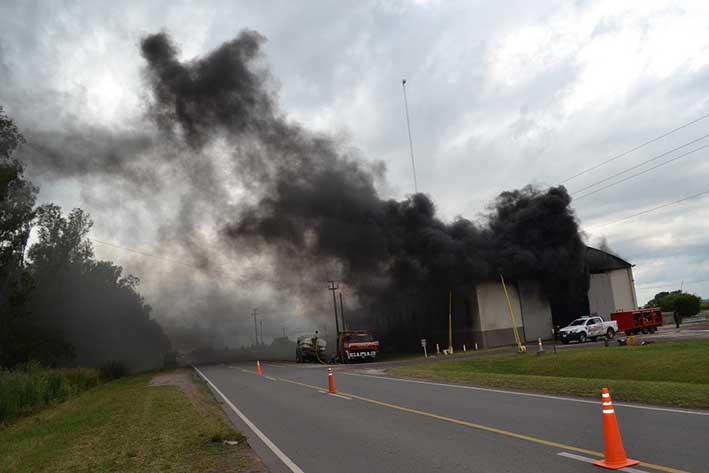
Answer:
[{"left": 196, "top": 362, "right": 708, "bottom": 473}]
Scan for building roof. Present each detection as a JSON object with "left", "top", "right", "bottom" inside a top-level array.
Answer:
[{"left": 585, "top": 246, "right": 632, "bottom": 273}]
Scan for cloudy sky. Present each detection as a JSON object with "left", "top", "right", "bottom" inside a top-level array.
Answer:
[{"left": 1, "top": 0, "right": 708, "bottom": 342}]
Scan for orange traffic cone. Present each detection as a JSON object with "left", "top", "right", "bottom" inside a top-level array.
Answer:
[
  {"left": 327, "top": 367, "right": 336, "bottom": 394},
  {"left": 256, "top": 360, "right": 262, "bottom": 376},
  {"left": 593, "top": 387, "right": 639, "bottom": 470}
]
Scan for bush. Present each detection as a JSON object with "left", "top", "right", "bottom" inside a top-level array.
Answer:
[
  {"left": 658, "top": 293, "right": 702, "bottom": 318},
  {"left": 0, "top": 362, "right": 100, "bottom": 424},
  {"left": 99, "top": 361, "right": 127, "bottom": 381}
]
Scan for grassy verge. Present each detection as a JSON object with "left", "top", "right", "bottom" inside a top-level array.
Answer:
[
  {"left": 0, "top": 362, "right": 100, "bottom": 424},
  {"left": 0, "top": 370, "right": 261, "bottom": 472},
  {"left": 391, "top": 340, "right": 709, "bottom": 408},
  {"left": 376, "top": 346, "right": 509, "bottom": 363}
]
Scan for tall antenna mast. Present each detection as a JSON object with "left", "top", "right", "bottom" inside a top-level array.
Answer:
[{"left": 401, "top": 79, "right": 419, "bottom": 194}]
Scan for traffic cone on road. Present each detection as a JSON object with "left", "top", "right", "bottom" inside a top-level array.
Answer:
[
  {"left": 593, "top": 387, "right": 639, "bottom": 470},
  {"left": 256, "top": 360, "right": 262, "bottom": 376},
  {"left": 327, "top": 367, "right": 337, "bottom": 394}
]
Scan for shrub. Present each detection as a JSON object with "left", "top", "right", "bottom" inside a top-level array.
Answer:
[
  {"left": 658, "top": 293, "right": 702, "bottom": 318},
  {"left": 0, "top": 362, "right": 99, "bottom": 424}
]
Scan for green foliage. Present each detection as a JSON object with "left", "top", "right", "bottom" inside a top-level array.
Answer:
[
  {"left": 26, "top": 204, "right": 172, "bottom": 371},
  {"left": 0, "top": 106, "right": 25, "bottom": 160},
  {"left": 647, "top": 290, "right": 672, "bottom": 307},
  {"left": 0, "top": 362, "right": 99, "bottom": 424},
  {"left": 701, "top": 301, "right": 709, "bottom": 311},
  {"left": 0, "top": 107, "right": 171, "bottom": 372},
  {"left": 0, "top": 372, "right": 251, "bottom": 472},
  {"left": 653, "top": 292, "right": 702, "bottom": 317}
]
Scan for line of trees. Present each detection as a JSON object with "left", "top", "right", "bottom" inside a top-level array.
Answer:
[{"left": 0, "top": 106, "right": 171, "bottom": 371}]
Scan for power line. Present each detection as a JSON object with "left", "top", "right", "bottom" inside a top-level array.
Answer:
[
  {"left": 90, "top": 238, "right": 204, "bottom": 271},
  {"left": 89, "top": 237, "right": 271, "bottom": 286},
  {"left": 561, "top": 111, "right": 709, "bottom": 183},
  {"left": 636, "top": 278, "right": 709, "bottom": 291},
  {"left": 584, "top": 188, "right": 709, "bottom": 231},
  {"left": 573, "top": 143, "right": 709, "bottom": 201},
  {"left": 571, "top": 133, "right": 709, "bottom": 195}
]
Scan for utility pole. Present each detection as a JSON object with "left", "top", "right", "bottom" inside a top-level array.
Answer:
[
  {"left": 448, "top": 289, "right": 453, "bottom": 354},
  {"left": 339, "top": 292, "right": 347, "bottom": 332},
  {"left": 259, "top": 319, "right": 264, "bottom": 345},
  {"left": 402, "top": 78, "right": 419, "bottom": 194},
  {"left": 328, "top": 280, "right": 341, "bottom": 360},
  {"left": 252, "top": 308, "right": 258, "bottom": 346}
]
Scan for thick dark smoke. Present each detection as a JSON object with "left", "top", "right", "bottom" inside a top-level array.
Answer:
[{"left": 15, "top": 30, "right": 587, "bottom": 351}]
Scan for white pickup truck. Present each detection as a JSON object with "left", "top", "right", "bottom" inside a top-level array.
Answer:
[{"left": 558, "top": 316, "right": 617, "bottom": 344}]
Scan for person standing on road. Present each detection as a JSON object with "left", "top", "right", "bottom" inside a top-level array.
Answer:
[{"left": 673, "top": 311, "right": 681, "bottom": 329}]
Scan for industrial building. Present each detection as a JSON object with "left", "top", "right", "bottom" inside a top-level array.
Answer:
[{"left": 464, "top": 247, "right": 638, "bottom": 349}]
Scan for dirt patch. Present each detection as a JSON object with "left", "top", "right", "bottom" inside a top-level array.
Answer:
[{"left": 150, "top": 369, "right": 202, "bottom": 409}]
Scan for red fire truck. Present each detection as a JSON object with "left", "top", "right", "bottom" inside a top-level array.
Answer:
[
  {"left": 610, "top": 307, "right": 663, "bottom": 336},
  {"left": 339, "top": 330, "right": 379, "bottom": 363}
]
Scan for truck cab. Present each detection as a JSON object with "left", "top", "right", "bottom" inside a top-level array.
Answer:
[
  {"left": 559, "top": 316, "right": 617, "bottom": 344},
  {"left": 339, "top": 330, "right": 379, "bottom": 363}
]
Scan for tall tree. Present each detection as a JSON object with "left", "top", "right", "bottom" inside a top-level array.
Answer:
[
  {"left": 0, "top": 107, "right": 70, "bottom": 367},
  {"left": 28, "top": 205, "right": 172, "bottom": 371}
]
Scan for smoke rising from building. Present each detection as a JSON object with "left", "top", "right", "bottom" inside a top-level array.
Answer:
[{"left": 16, "top": 29, "right": 587, "bottom": 351}]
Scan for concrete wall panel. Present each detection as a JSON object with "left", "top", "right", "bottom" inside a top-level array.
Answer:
[
  {"left": 518, "top": 280, "right": 553, "bottom": 342},
  {"left": 610, "top": 268, "right": 637, "bottom": 311},
  {"left": 588, "top": 273, "right": 615, "bottom": 318},
  {"left": 475, "top": 281, "right": 524, "bottom": 332}
]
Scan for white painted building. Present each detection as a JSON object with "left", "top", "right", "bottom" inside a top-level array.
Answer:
[{"left": 466, "top": 247, "right": 638, "bottom": 348}]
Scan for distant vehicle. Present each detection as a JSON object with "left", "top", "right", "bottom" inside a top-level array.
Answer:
[
  {"left": 611, "top": 307, "right": 663, "bottom": 336},
  {"left": 339, "top": 330, "right": 379, "bottom": 363},
  {"left": 296, "top": 335, "right": 327, "bottom": 363},
  {"left": 559, "top": 316, "right": 617, "bottom": 344}
]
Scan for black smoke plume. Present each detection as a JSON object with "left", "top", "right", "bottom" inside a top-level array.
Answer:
[{"left": 15, "top": 30, "right": 587, "bottom": 351}]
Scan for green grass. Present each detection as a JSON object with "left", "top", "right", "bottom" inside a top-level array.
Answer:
[
  {"left": 376, "top": 346, "right": 509, "bottom": 362},
  {"left": 0, "top": 362, "right": 100, "bottom": 424},
  {"left": 0, "top": 371, "right": 254, "bottom": 472},
  {"left": 391, "top": 341, "right": 709, "bottom": 408}
]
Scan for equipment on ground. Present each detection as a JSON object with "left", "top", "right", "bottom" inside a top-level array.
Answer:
[
  {"left": 611, "top": 307, "right": 663, "bottom": 336},
  {"left": 559, "top": 316, "right": 618, "bottom": 344},
  {"left": 296, "top": 335, "right": 328, "bottom": 363},
  {"left": 339, "top": 330, "right": 379, "bottom": 363}
]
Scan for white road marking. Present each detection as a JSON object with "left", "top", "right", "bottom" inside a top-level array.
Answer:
[
  {"left": 318, "top": 390, "right": 327, "bottom": 394},
  {"left": 342, "top": 372, "right": 709, "bottom": 416},
  {"left": 264, "top": 376, "right": 277, "bottom": 381},
  {"left": 327, "top": 393, "right": 352, "bottom": 400},
  {"left": 194, "top": 367, "right": 306, "bottom": 473},
  {"left": 239, "top": 368, "right": 253, "bottom": 374},
  {"left": 557, "top": 452, "right": 650, "bottom": 472}
]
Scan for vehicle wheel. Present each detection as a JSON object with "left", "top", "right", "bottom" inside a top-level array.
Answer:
[
  {"left": 649, "top": 327, "right": 657, "bottom": 333},
  {"left": 562, "top": 339, "right": 569, "bottom": 345},
  {"left": 624, "top": 330, "right": 632, "bottom": 336},
  {"left": 641, "top": 327, "right": 649, "bottom": 334},
  {"left": 606, "top": 328, "right": 616, "bottom": 339},
  {"left": 578, "top": 332, "right": 587, "bottom": 343}
]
